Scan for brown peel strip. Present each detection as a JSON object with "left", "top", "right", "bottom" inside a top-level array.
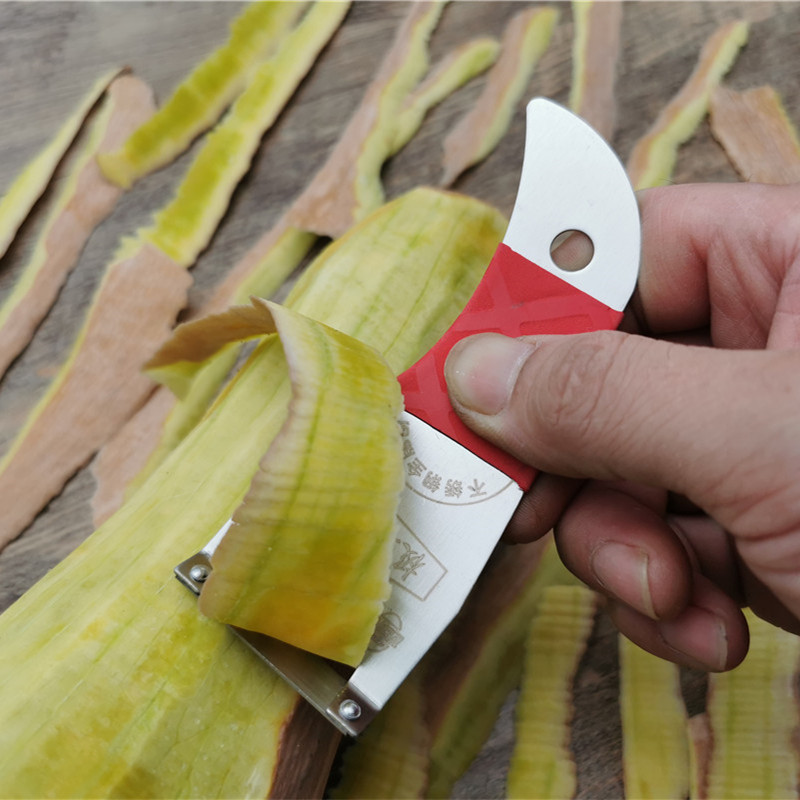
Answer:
[
  {"left": 90, "top": 219, "right": 315, "bottom": 524},
  {"left": 0, "top": 243, "right": 191, "bottom": 552},
  {"left": 626, "top": 20, "right": 748, "bottom": 190},
  {"left": 0, "top": 75, "right": 156, "bottom": 380},
  {"left": 0, "top": 69, "right": 120, "bottom": 263},
  {"left": 288, "top": 1, "right": 445, "bottom": 238},
  {"left": 569, "top": 1, "right": 623, "bottom": 142},
  {"left": 710, "top": 85, "right": 800, "bottom": 184},
  {"left": 440, "top": 7, "right": 559, "bottom": 188},
  {"left": 688, "top": 713, "right": 712, "bottom": 800}
]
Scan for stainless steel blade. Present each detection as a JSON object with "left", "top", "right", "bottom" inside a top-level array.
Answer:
[{"left": 346, "top": 410, "right": 523, "bottom": 710}]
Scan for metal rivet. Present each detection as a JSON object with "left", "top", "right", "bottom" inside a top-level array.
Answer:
[
  {"left": 189, "top": 564, "right": 210, "bottom": 583},
  {"left": 339, "top": 699, "right": 362, "bottom": 720}
]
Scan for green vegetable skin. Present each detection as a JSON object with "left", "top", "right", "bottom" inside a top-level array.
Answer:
[{"left": 0, "top": 188, "right": 505, "bottom": 797}]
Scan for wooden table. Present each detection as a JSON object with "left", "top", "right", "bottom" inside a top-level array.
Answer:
[{"left": 1, "top": 3, "right": 799, "bottom": 797}]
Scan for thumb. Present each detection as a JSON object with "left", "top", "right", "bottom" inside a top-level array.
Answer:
[{"left": 443, "top": 331, "right": 799, "bottom": 528}]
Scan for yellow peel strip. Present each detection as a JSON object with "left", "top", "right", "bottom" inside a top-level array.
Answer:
[
  {"left": 98, "top": 2, "right": 308, "bottom": 188},
  {"left": 626, "top": 20, "right": 749, "bottom": 190},
  {"left": 426, "top": 539, "right": 577, "bottom": 798},
  {"left": 0, "top": 69, "right": 119, "bottom": 262},
  {"left": 143, "top": 2, "right": 349, "bottom": 267},
  {"left": 710, "top": 85, "right": 800, "bottom": 184},
  {"left": 507, "top": 584, "right": 597, "bottom": 800},
  {"left": 705, "top": 609, "right": 800, "bottom": 799},
  {"left": 619, "top": 635, "right": 690, "bottom": 799},
  {"left": 288, "top": 1, "right": 446, "bottom": 238},
  {"left": 569, "top": 1, "right": 623, "bottom": 141},
  {"left": 440, "top": 7, "right": 559, "bottom": 188},
  {"left": 0, "top": 75, "right": 156, "bottom": 380},
  {"left": 390, "top": 36, "right": 500, "bottom": 156}
]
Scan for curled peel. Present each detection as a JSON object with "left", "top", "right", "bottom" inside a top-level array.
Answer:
[{"left": 149, "top": 297, "right": 404, "bottom": 667}]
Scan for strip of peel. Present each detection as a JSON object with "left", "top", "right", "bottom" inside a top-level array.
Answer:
[
  {"left": 0, "top": 69, "right": 119, "bottom": 262},
  {"left": 288, "top": 1, "right": 445, "bottom": 238},
  {"left": 97, "top": 2, "right": 308, "bottom": 188},
  {"left": 507, "top": 585, "right": 597, "bottom": 800},
  {"left": 390, "top": 36, "right": 500, "bottom": 156},
  {"left": 0, "top": 76, "right": 156, "bottom": 380},
  {"left": 142, "top": 2, "right": 349, "bottom": 267},
  {"left": 619, "top": 636, "right": 690, "bottom": 799},
  {"left": 569, "top": 1, "right": 622, "bottom": 142},
  {"left": 710, "top": 85, "right": 800, "bottom": 184},
  {"left": 626, "top": 20, "right": 748, "bottom": 190},
  {"left": 440, "top": 7, "right": 558, "bottom": 188},
  {"left": 705, "top": 610, "right": 800, "bottom": 799}
]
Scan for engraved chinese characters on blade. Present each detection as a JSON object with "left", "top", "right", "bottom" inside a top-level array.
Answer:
[
  {"left": 390, "top": 516, "right": 446, "bottom": 601},
  {"left": 399, "top": 418, "right": 513, "bottom": 504}
]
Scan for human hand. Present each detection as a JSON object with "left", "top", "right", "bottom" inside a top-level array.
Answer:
[{"left": 444, "top": 182, "right": 800, "bottom": 672}]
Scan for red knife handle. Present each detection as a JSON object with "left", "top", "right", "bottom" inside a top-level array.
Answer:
[{"left": 397, "top": 243, "right": 624, "bottom": 491}]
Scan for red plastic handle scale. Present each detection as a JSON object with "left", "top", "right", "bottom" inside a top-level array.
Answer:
[{"left": 398, "top": 243, "right": 624, "bottom": 491}]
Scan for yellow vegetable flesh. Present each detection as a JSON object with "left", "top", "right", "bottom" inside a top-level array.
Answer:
[{"left": 0, "top": 187, "right": 505, "bottom": 797}]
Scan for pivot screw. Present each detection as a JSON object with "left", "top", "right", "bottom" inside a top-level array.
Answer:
[
  {"left": 339, "top": 699, "right": 362, "bottom": 720},
  {"left": 189, "top": 564, "right": 210, "bottom": 583}
]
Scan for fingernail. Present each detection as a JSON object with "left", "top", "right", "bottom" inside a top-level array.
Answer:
[
  {"left": 591, "top": 542, "right": 656, "bottom": 619},
  {"left": 660, "top": 607, "right": 728, "bottom": 672},
  {"left": 445, "top": 334, "right": 534, "bottom": 416}
]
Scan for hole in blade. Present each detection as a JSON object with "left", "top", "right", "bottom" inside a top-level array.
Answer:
[{"left": 550, "top": 229, "right": 594, "bottom": 272}]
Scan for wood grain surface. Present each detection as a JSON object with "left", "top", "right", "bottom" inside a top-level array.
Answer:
[{"left": 1, "top": 3, "right": 800, "bottom": 798}]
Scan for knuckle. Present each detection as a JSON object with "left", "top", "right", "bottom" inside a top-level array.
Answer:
[{"left": 528, "top": 331, "right": 629, "bottom": 446}]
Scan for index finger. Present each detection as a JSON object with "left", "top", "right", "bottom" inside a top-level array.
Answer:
[{"left": 631, "top": 182, "right": 800, "bottom": 347}]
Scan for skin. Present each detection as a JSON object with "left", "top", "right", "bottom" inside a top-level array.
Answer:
[{"left": 444, "top": 182, "right": 800, "bottom": 672}]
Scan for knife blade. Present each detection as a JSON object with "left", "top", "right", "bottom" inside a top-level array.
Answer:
[{"left": 175, "top": 97, "right": 640, "bottom": 736}]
